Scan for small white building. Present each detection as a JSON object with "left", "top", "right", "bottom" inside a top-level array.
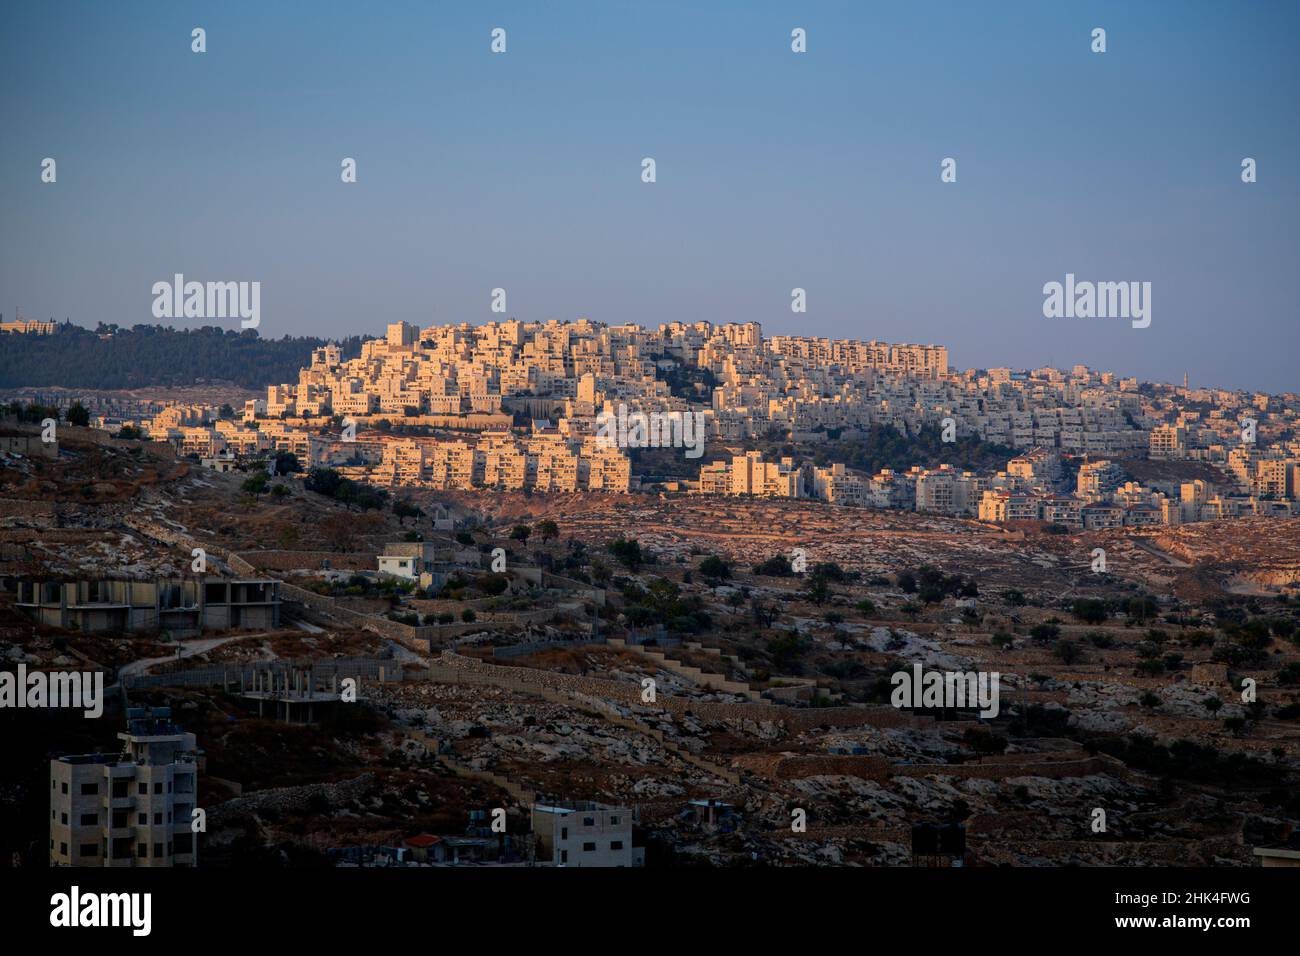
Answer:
[
  {"left": 200, "top": 452, "right": 237, "bottom": 473},
  {"left": 530, "top": 802, "right": 643, "bottom": 867}
]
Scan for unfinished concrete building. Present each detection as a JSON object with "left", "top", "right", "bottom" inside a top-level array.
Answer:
[{"left": 15, "top": 576, "right": 281, "bottom": 636}]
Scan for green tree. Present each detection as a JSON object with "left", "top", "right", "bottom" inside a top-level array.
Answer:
[
  {"left": 65, "top": 402, "right": 90, "bottom": 427},
  {"left": 1072, "top": 598, "right": 1107, "bottom": 624},
  {"left": 699, "top": 555, "right": 731, "bottom": 580},
  {"left": 753, "top": 555, "right": 793, "bottom": 577},
  {"left": 608, "top": 537, "right": 643, "bottom": 570},
  {"left": 242, "top": 471, "right": 269, "bottom": 495}
]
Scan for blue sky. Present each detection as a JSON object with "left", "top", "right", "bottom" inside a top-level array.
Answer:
[{"left": 1, "top": 0, "right": 1296, "bottom": 392}]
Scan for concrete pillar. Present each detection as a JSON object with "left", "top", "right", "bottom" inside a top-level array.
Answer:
[{"left": 196, "top": 573, "right": 206, "bottom": 631}]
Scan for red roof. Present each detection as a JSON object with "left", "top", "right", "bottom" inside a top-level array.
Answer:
[{"left": 404, "top": 834, "right": 442, "bottom": 848}]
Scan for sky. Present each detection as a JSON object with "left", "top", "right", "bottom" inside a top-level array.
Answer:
[{"left": 1, "top": 0, "right": 1297, "bottom": 393}]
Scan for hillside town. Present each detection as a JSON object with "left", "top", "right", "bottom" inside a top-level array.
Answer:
[{"left": 10, "top": 319, "right": 1298, "bottom": 531}]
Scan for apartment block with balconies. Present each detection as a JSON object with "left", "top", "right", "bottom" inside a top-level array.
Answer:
[{"left": 50, "top": 707, "right": 200, "bottom": 868}]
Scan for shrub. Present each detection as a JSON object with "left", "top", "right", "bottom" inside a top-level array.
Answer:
[
  {"left": 1029, "top": 623, "right": 1060, "bottom": 643},
  {"left": 1072, "top": 599, "right": 1107, "bottom": 624}
]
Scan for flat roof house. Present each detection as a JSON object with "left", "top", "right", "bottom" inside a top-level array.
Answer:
[
  {"left": 50, "top": 707, "right": 200, "bottom": 868},
  {"left": 530, "top": 801, "right": 643, "bottom": 867}
]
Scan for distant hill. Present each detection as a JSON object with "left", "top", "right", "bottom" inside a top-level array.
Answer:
[{"left": 0, "top": 323, "right": 367, "bottom": 389}]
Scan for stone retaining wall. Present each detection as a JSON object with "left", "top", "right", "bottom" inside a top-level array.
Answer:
[
  {"left": 209, "top": 773, "right": 377, "bottom": 829},
  {"left": 433, "top": 651, "right": 927, "bottom": 732}
]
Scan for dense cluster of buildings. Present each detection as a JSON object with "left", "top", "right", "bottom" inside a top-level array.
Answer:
[
  {"left": 56, "top": 318, "right": 1299, "bottom": 527},
  {"left": 695, "top": 442, "right": 1300, "bottom": 528}
]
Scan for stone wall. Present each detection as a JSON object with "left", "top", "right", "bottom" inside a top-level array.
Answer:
[
  {"left": 232, "top": 549, "right": 375, "bottom": 572},
  {"left": 0, "top": 498, "right": 56, "bottom": 519},
  {"left": 734, "top": 752, "right": 1127, "bottom": 784},
  {"left": 432, "top": 651, "right": 927, "bottom": 732},
  {"left": 209, "top": 773, "right": 377, "bottom": 830}
]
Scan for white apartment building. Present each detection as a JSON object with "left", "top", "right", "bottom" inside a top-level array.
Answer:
[
  {"left": 1150, "top": 423, "right": 1188, "bottom": 459},
  {"left": 978, "top": 490, "right": 1043, "bottom": 523},
  {"left": 810, "top": 462, "right": 868, "bottom": 506},
  {"left": 1077, "top": 459, "right": 1125, "bottom": 499},
  {"left": 50, "top": 707, "right": 200, "bottom": 868},
  {"left": 702, "top": 451, "right": 803, "bottom": 498},
  {"left": 915, "top": 466, "right": 957, "bottom": 514}
]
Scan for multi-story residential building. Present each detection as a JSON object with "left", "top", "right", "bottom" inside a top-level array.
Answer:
[
  {"left": 1041, "top": 496, "right": 1082, "bottom": 526},
  {"left": 1150, "top": 423, "right": 1188, "bottom": 459},
  {"left": 697, "top": 451, "right": 804, "bottom": 498},
  {"left": 50, "top": 707, "right": 200, "bottom": 868},
  {"left": 1077, "top": 459, "right": 1125, "bottom": 499},
  {"left": 978, "top": 490, "right": 1042, "bottom": 523},
  {"left": 1081, "top": 503, "right": 1125, "bottom": 529},
  {"left": 529, "top": 802, "right": 643, "bottom": 867},
  {"left": 915, "top": 465, "right": 957, "bottom": 514},
  {"left": 810, "top": 462, "right": 869, "bottom": 507}
]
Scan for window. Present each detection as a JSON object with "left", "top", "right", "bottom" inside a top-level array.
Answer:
[
  {"left": 560, "top": 827, "right": 568, "bottom": 840},
  {"left": 112, "top": 780, "right": 129, "bottom": 798},
  {"left": 154, "top": 783, "right": 163, "bottom": 795},
  {"left": 80, "top": 783, "right": 97, "bottom": 796},
  {"left": 138, "top": 783, "right": 147, "bottom": 795},
  {"left": 112, "top": 810, "right": 127, "bottom": 828},
  {"left": 137, "top": 843, "right": 147, "bottom": 858},
  {"left": 560, "top": 850, "right": 568, "bottom": 864},
  {"left": 79, "top": 813, "right": 97, "bottom": 826},
  {"left": 153, "top": 842, "right": 163, "bottom": 858},
  {"left": 610, "top": 841, "right": 624, "bottom": 850},
  {"left": 154, "top": 813, "right": 162, "bottom": 826},
  {"left": 60, "top": 812, "right": 68, "bottom": 825},
  {"left": 167, "top": 782, "right": 172, "bottom": 794},
  {"left": 61, "top": 782, "right": 68, "bottom": 794},
  {"left": 175, "top": 834, "right": 192, "bottom": 853},
  {"left": 59, "top": 842, "right": 67, "bottom": 856},
  {"left": 610, "top": 816, "right": 620, "bottom": 825},
  {"left": 583, "top": 842, "right": 596, "bottom": 852},
  {"left": 79, "top": 843, "right": 98, "bottom": 857},
  {"left": 137, "top": 813, "right": 147, "bottom": 826},
  {"left": 583, "top": 817, "right": 594, "bottom": 826}
]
